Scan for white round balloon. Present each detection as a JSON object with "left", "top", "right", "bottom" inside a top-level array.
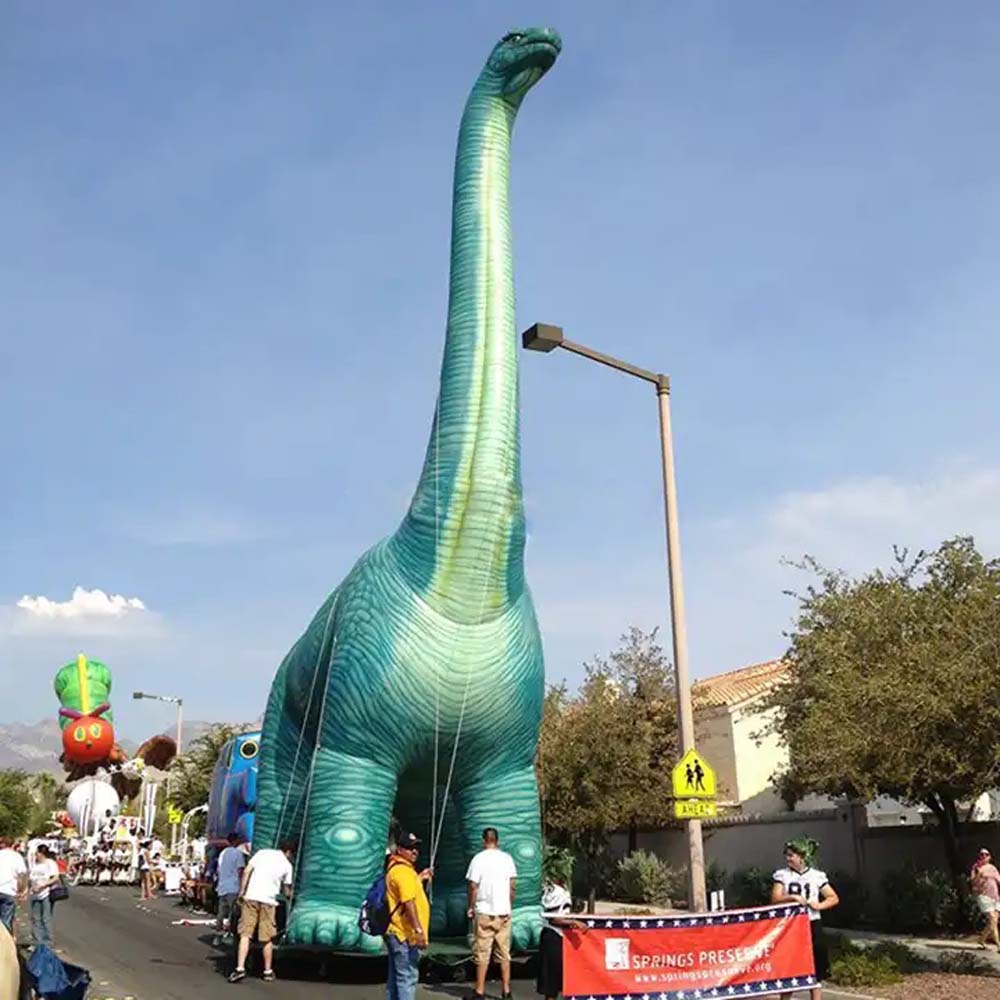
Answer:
[{"left": 66, "top": 779, "right": 120, "bottom": 833}]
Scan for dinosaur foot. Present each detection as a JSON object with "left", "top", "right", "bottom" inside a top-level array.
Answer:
[
  {"left": 284, "top": 900, "right": 382, "bottom": 954},
  {"left": 428, "top": 886, "right": 470, "bottom": 938},
  {"left": 511, "top": 905, "right": 543, "bottom": 953}
]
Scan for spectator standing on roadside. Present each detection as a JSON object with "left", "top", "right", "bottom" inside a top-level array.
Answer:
[
  {"left": 214, "top": 834, "right": 246, "bottom": 946},
  {"left": 466, "top": 827, "right": 517, "bottom": 1000},
  {"left": 28, "top": 845, "right": 60, "bottom": 946},
  {"left": 229, "top": 841, "right": 295, "bottom": 984},
  {"left": 772, "top": 837, "right": 839, "bottom": 1000},
  {"left": 383, "top": 832, "right": 432, "bottom": 1000},
  {"left": 971, "top": 848, "right": 1000, "bottom": 950},
  {"left": 0, "top": 839, "right": 26, "bottom": 937},
  {"left": 536, "top": 879, "right": 587, "bottom": 1000}
]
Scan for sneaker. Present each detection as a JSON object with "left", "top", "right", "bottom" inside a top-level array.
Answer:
[
  {"left": 262, "top": 971, "right": 276, "bottom": 982},
  {"left": 228, "top": 969, "right": 246, "bottom": 983},
  {"left": 501, "top": 994, "right": 513, "bottom": 1000}
]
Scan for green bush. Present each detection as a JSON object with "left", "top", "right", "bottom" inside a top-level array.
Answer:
[
  {"left": 726, "top": 866, "right": 773, "bottom": 908},
  {"left": 881, "top": 863, "right": 975, "bottom": 932},
  {"left": 615, "top": 850, "right": 683, "bottom": 906},
  {"left": 824, "top": 870, "right": 867, "bottom": 928},
  {"left": 829, "top": 949, "right": 903, "bottom": 987},
  {"left": 542, "top": 844, "right": 575, "bottom": 887}
]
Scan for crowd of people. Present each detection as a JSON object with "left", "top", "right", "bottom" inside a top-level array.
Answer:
[{"left": 7, "top": 818, "right": 1000, "bottom": 999}]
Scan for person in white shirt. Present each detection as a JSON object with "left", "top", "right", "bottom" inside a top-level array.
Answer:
[
  {"left": 28, "top": 845, "right": 60, "bottom": 946},
  {"left": 229, "top": 841, "right": 295, "bottom": 984},
  {"left": 466, "top": 827, "right": 518, "bottom": 1000},
  {"left": 771, "top": 837, "right": 839, "bottom": 1000},
  {"left": 0, "top": 838, "right": 27, "bottom": 937}
]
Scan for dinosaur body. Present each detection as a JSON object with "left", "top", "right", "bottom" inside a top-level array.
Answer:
[{"left": 254, "top": 27, "right": 561, "bottom": 953}]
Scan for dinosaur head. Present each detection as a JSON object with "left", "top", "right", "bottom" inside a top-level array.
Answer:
[{"left": 482, "top": 27, "right": 561, "bottom": 105}]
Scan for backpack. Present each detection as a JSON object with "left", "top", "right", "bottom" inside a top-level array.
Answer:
[{"left": 358, "top": 860, "right": 404, "bottom": 937}]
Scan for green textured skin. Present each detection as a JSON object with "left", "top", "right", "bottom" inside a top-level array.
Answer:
[
  {"left": 254, "top": 28, "right": 561, "bottom": 953},
  {"left": 53, "top": 659, "right": 113, "bottom": 731}
]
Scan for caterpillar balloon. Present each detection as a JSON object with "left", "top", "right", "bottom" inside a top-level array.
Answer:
[{"left": 54, "top": 653, "right": 117, "bottom": 766}]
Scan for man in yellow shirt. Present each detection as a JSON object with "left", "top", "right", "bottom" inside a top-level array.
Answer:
[{"left": 385, "top": 832, "right": 431, "bottom": 1000}]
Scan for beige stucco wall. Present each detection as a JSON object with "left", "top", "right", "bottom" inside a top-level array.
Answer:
[
  {"left": 693, "top": 704, "right": 738, "bottom": 803},
  {"left": 731, "top": 700, "right": 787, "bottom": 814}
]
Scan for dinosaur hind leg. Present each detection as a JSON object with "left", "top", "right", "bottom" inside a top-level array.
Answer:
[
  {"left": 284, "top": 746, "right": 397, "bottom": 953},
  {"left": 455, "top": 762, "right": 543, "bottom": 952}
]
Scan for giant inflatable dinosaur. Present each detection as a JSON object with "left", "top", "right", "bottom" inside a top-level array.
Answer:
[{"left": 255, "top": 27, "right": 561, "bottom": 952}]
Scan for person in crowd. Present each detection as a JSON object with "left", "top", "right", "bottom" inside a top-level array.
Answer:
[
  {"left": 383, "top": 832, "right": 431, "bottom": 1000},
  {"left": 28, "top": 845, "right": 60, "bottom": 947},
  {"left": 0, "top": 838, "right": 26, "bottom": 937},
  {"left": 214, "top": 834, "right": 247, "bottom": 946},
  {"left": 536, "top": 878, "right": 587, "bottom": 1000},
  {"left": 971, "top": 847, "right": 1000, "bottom": 949},
  {"left": 466, "top": 827, "right": 517, "bottom": 1000},
  {"left": 139, "top": 840, "right": 156, "bottom": 900},
  {"left": 229, "top": 840, "right": 295, "bottom": 984},
  {"left": 772, "top": 837, "right": 839, "bottom": 1000}
]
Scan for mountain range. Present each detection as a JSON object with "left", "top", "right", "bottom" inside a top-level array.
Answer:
[{"left": 0, "top": 718, "right": 243, "bottom": 775}]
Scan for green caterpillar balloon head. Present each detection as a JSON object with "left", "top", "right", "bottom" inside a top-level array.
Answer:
[{"left": 480, "top": 27, "right": 561, "bottom": 106}]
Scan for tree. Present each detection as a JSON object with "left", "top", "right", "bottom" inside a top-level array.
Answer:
[
  {"left": 764, "top": 537, "right": 1000, "bottom": 883},
  {"left": 539, "top": 627, "right": 678, "bottom": 909},
  {"left": 0, "top": 771, "right": 35, "bottom": 839},
  {"left": 169, "top": 724, "right": 238, "bottom": 815}
]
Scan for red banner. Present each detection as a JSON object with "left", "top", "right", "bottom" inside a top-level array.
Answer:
[{"left": 562, "top": 904, "right": 816, "bottom": 999}]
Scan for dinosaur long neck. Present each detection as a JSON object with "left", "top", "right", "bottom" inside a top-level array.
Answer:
[{"left": 393, "top": 82, "right": 526, "bottom": 624}]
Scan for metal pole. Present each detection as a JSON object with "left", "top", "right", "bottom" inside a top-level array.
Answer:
[
  {"left": 656, "top": 375, "right": 707, "bottom": 912},
  {"left": 170, "top": 700, "right": 183, "bottom": 857}
]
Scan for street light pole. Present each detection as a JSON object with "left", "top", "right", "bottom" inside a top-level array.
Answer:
[
  {"left": 132, "top": 690, "right": 185, "bottom": 856},
  {"left": 522, "top": 323, "right": 708, "bottom": 912}
]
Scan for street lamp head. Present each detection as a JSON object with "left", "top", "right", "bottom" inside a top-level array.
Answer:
[
  {"left": 132, "top": 691, "right": 144, "bottom": 700},
  {"left": 521, "top": 323, "right": 564, "bottom": 352}
]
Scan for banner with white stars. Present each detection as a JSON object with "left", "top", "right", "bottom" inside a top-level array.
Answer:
[{"left": 562, "top": 903, "right": 816, "bottom": 1000}]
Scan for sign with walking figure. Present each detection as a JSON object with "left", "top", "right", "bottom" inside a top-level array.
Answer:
[{"left": 671, "top": 748, "right": 716, "bottom": 800}]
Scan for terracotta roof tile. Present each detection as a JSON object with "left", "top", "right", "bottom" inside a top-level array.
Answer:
[{"left": 692, "top": 658, "right": 790, "bottom": 710}]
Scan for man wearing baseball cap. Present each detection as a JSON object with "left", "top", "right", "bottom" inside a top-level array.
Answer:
[{"left": 385, "top": 832, "right": 432, "bottom": 1000}]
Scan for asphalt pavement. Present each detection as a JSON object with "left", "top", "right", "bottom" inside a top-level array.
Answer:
[{"left": 20, "top": 888, "right": 843, "bottom": 1000}]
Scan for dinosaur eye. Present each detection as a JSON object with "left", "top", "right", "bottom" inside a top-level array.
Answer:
[
  {"left": 239, "top": 739, "right": 259, "bottom": 760},
  {"left": 503, "top": 32, "right": 524, "bottom": 44},
  {"left": 74, "top": 726, "right": 86, "bottom": 742},
  {"left": 90, "top": 723, "right": 103, "bottom": 739}
]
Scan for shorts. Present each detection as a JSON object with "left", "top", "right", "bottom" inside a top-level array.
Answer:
[
  {"left": 810, "top": 921, "right": 830, "bottom": 981},
  {"left": 473, "top": 913, "right": 512, "bottom": 965},
  {"left": 238, "top": 900, "right": 278, "bottom": 943},
  {"left": 976, "top": 894, "right": 999, "bottom": 914}
]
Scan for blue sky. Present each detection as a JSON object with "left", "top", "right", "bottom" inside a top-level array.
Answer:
[{"left": 3, "top": 2, "right": 1000, "bottom": 737}]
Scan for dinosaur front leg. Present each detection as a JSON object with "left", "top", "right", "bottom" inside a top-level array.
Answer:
[
  {"left": 455, "top": 762, "right": 543, "bottom": 952},
  {"left": 284, "top": 747, "right": 397, "bottom": 954}
]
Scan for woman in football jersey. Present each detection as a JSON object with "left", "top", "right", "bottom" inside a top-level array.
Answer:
[{"left": 771, "top": 837, "right": 839, "bottom": 1000}]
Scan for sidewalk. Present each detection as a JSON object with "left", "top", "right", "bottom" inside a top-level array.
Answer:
[{"left": 835, "top": 926, "right": 1000, "bottom": 972}]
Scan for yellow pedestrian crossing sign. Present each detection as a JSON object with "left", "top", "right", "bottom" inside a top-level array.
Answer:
[
  {"left": 671, "top": 749, "right": 716, "bottom": 800},
  {"left": 167, "top": 804, "right": 184, "bottom": 825}
]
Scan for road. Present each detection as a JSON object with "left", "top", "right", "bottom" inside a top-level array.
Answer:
[{"left": 27, "top": 888, "right": 860, "bottom": 999}]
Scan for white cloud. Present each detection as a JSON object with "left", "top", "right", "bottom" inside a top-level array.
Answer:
[
  {"left": 531, "top": 463, "right": 1000, "bottom": 689},
  {"left": 16, "top": 586, "right": 146, "bottom": 620},
  {"left": 2, "top": 586, "right": 159, "bottom": 639},
  {"left": 686, "top": 462, "right": 1000, "bottom": 677}
]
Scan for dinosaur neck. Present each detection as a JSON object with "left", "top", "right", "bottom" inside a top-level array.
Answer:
[{"left": 394, "top": 83, "right": 526, "bottom": 623}]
